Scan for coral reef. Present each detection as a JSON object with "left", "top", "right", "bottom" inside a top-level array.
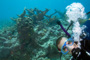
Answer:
[
  {"left": 0, "top": 26, "right": 19, "bottom": 59},
  {"left": 0, "top": 8, "right": 73, "bottom": 60}
]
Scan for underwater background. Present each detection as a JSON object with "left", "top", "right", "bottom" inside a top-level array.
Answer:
[
  {"left": 0, "top": 0, "right": 90, "bottom": 29},
  {"left": 0, "top": 0, "right": 90, "bottom": 60}
]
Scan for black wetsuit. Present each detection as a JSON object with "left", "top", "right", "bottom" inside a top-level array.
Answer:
[
  {"left": 71, "top": 20, "right": 90, "bottom": 60},
  {"left": 71, "top": 39, "right": 90, "bottom": 60}
]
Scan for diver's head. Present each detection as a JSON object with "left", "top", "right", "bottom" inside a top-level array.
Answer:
[{"left": 56, "top": 36, "right": 78, "bottom": 54}]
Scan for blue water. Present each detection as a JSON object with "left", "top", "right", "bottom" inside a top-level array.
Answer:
[
  {"left": 84, "top": 20, "right": 90, "bottom": 40},
  {"left": 0, "top": 0, "right": 90, "bottom": 20}
]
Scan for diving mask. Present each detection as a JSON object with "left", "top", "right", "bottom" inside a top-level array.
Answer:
[{"left": 61, "top": 38, "right": 74, "bottom": 54}]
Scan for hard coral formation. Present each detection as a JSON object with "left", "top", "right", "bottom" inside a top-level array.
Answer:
[{"left": 0, "top": 8, "right": 72, "bottom": 60}]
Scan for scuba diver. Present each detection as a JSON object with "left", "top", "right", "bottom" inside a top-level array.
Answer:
[{"left": 56, "top": 20, "right": 90, "bottom": 60}]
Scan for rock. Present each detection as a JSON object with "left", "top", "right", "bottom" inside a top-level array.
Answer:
[{"left": 0, "top": 47, "right": 11, "bottom": 58}]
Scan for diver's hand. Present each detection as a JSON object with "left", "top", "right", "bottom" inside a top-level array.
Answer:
[
  {"left": 71, "top": 48, "right": 81, "bottom": 59},
  {"left": 57, "top": 20, "right": 61, "bottom": 25}
]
